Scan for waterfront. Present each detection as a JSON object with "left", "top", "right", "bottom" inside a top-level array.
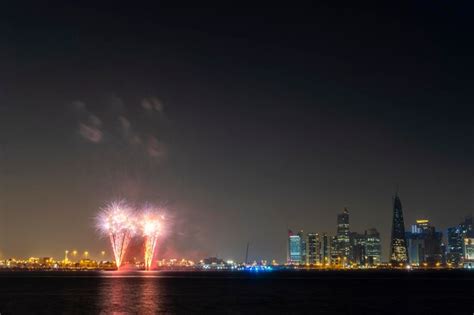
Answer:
[{"left": 0, "top": 270, "right": 473, "bottom": 314}]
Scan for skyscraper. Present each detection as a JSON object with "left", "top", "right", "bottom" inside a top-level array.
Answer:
[
  {"left": 406, "top": 229, "right": 424, "bottom": 266},
  {"left": 336, "top": 208, "right": 351, "bottom": 263},
  {"left": 423, "top": 225, "right": 443, "bottom": 265},
  {"left": 365, "top": 228, "right": 382, "bottom": 266},
  {"left": 406, "top": 219, "right": 443, "bottom": 266},
  {"left": 463, "top": 237, "right": 474, "bottom": 269},
  {"left": 460, "top": 216, "right": 473, "bottom": 236},
  {"left": 321, "top": 233, "right": 330, "bottom": 266},
  {"left": 330, "top": 236, "right": 339, "bottom": 265},
  {"left": 447, "top": 216, "right": 473, "bottom": 266},
  {"left": 307, "top": 233, "right": 321, "bottom": 264},
  {"left": 461, "top": 216, "right": 474, "bottom": 269},
  {"left": 288, "top": 230, "right": 302, "bottom": 264},
  {"left": 350, "top": 232, "right": 366, "bottom": 266},
  {"left": 298, "top": 230, "right": 307, "bottom": 264},
  {"left": 390, "top": 194, "right": 409, "bottom": 265}
]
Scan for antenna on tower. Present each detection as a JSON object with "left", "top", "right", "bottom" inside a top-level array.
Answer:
[{"left": 245, "top": 241, "right": 249, "bottom": 265}]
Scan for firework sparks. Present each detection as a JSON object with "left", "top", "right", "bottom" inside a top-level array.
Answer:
[
  {"left": 140, "top": 208, "right": 163, "bottom": 270},
  {"left": 97, "top": 200, "right": 136, "bottom": 269}
]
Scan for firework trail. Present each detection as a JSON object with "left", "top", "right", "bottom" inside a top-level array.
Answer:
[
  {"left": 97, "top": 200, "right": 136, "bottom": 269},
  {"left": 140, "top": 208, "right": 163, "bottom": 270}
]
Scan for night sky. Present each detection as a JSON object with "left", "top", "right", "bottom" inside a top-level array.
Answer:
[{"left": 0, "top": 2, "right": 473, "bottom": 262}]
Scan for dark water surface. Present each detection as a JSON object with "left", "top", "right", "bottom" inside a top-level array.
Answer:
[{"left": 0, "top": 270, "right": 473, "bottom": 314}]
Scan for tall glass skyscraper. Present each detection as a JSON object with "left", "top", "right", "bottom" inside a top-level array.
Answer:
[
  {"left": 448, "top": 216, "right": 474, "bottom": 267},
  {"left": 390, "top": 194, "right": 409, "bottom": 265},
  {"left": 406, "top": 219, "right": 440, "bottom": 266},
  {"left": 447, "top": 226, "right": 463, "bottom": 265},
  {"left": 365, "top": 228, "right": 382, "bottom": 266},
  {"left": 321, "top": 233, "right": 330, "bottom": 266},
  {"left": 298, "top": 230, "right": 307, "bottom": 264},
  {"left": 288, "top": 230, "right": 302, "bottom": 264},
  {"left": 336, "top": 208, "right": 351, "bottom": 263},
  {"left": 406, "top": 231, "right": 424, "bottom": 266},
  {"left": 350, "top": 232, "right": 366, "bottom": 266},
  {"left": 307, "top": 233, "right": 321, "bottom": 264}
]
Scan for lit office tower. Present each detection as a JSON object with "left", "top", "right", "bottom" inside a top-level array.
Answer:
[
  {"left": 336, "top": 208, "right": 351, "bottom": 262},
  {"left": 461, "top": 216, "right": 474, "bottom": 269},
  {"left": 460, "top": 216, "right": 473, "bottom": 235},
  {"left": 288, "top": 230, "right": 302, "bottom": 264},
  {"left": 365, "top": 228, "right": 382, "bottom": 266},
  {"left": 321, "top": 233, "right": 330, "bottom": 266},
  {"left": 330, "top": 236, "right": 339, "bottom": 265},
  {"left": 307, "top": 233, "right": 321, "bottom": 264},
  {"left": 464, "top": 237, "right": 474, "bottom": 269},
  {"left": 406, "top": 219, "right": 443, "bottom": 266},
  {"left": 446, "top": 226, "right": 463, "bottom": 265},
  {"left": 406, "top": 228, "right": 424, "bottom": 266},
  {"left": 406, "top": 219, "right": 430, "bottom": 266},
  {"left": 411, "top": 219, "right": 429, "bottom": 233},
  {"left": 423, "top": 224, "right": 443, "bottom": 265},
  {"left": 350, "top": 232, "right": 366, "bottom": 266},
  {"left": 298, "top": 230, "right": 307, "bottom": 264},
  {"left": 448, "top": 216, "right": 474, "bottom": 266},
  {"left": 390, "top": 194, "right": 409, "bottom": 265}
]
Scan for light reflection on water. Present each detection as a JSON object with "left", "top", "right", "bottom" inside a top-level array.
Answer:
[
  {"left": 1, "top": 270, "right": 472, "bottom": 314},
  {"left": 98, "top": 271, "right": 161, "bottom": 314}
]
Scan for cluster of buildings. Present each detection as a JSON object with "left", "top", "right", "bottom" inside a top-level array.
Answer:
[
  {"left": 288, "top": 208, "right": 382, "bottom": 268},
  {"left": 389, "top": 194, "right": 474, "bottom": 268},
  {"left": 402, "top": 216, "right": 474, "bottom": 268},
  {"left": 288, "top": 193, "right": 474, "bottom": 269}
]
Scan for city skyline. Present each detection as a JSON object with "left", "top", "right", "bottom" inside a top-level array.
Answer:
[
  {"left": 1, "top": 2, "right": 474, "bottom": 314},
  {"left": 286, "top": 194, "right": 473, "bottom": 268},
  {"left": 1, "top": 3, "right": 473, "bottom": 264},
  {"left": 1, "top": 192, "right": 472, "bottom": 265}
]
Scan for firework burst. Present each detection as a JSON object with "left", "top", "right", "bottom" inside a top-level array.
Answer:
[
  {"left": 97, "top": 200, "right": 136, "bottom": 269},
  {"left": 139, "top": 207, "right": 163, "bottom": 270}
]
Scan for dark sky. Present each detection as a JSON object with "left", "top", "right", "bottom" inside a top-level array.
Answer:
[{"left": 0, "top": 2, "right": 473, "bottom": 262}]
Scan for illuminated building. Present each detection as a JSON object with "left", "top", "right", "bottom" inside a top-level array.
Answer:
[
  {"left": 460, "top": 216, "right": 473, "bottom": 236},
  {"left": 462, "top": 216, "right": 474, "bottom": 268},
  {"left": 406, "top": 232, "right": 424, "bottom": 266},
  {"left": 321, "top": 233, "right": 330, "bottom": 265},
  {"left": 201, "top": 257, "right": 226, "bottom": 269},
  {"left": 365, "top": 228, "right": 381, "bottom": 266},
  {"left": 348, "top": 228, "right": 381, "bottom": 267},
  {"left": 307, "top": 233, "right": 321, "bottom": 264},
  {"left": 406, "top": 219, "right": 443, "bottom": 266},
  {"left": 330, "top": 236, "right": 339, "bottom": 265},
  {"left": 447, "top": 227, "right": 463, "bottom": 265},
  {"left": 463, "top": 237, "right": 474, "bottom": 269},
  {"left": 350, "top": 232, "right": 366, "bottom": 266},
  {"left": 336, "top": 208, "right": 351, "bottom": 264},
  {"left": 423, "top": 227, "right": 443, "bottom": 265},
  {"left": 447, "top": 216, "right": 474, "bottom": 267},
  {"left": 411, "top": 219, "right": 429, "bottom": 234},
  {"left": 288, "top": 230, "right": 302, "bottom": 264},
  {"left": 389, "top": 193, "right": 409, "bottom": 265},
  {"left": 298, "top": 230, "right": 307, "bottom": 264},
  {"left": 448, "top": 216, "right": 474, "bottom": 266}
]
